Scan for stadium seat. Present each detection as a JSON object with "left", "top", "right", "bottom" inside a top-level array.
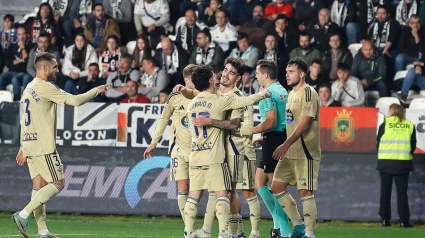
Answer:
[
  {"left": 126, "top": 41, "right": 137, "bottom": 55},
  {"left": 406, "top": 64, "right": 414, "bottom": 70},
  {"left": 409, "top": 98, "right": 425, "bottom": 109},
  {"left": 375, "top": 97, "right": 400, "bottom": 117},
  {"left": 420, "top": 90, "right": 425, "bottom": 97},
  {"left": 364, "top": 90, "right": 379, "bottom": 107},
  {"left": 394, "top": 70, "right": 408, "bottom": 81},
  {"left": 348, "top": 43, "right": 362, "bottom": 58},
  {"left": 0, "top": 90, "right": 13, "bottom": 103}
]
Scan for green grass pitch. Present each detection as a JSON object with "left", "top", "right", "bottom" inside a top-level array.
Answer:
[{"left": 0, "top": 213, "right": 424, "bottom": 237}]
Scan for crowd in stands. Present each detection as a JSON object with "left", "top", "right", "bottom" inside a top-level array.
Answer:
[{"left": 0, "top": 0, "right": 425, "bottom": 106}]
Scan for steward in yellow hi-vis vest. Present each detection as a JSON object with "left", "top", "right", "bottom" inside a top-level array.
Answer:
[{"left": 376, "top": 104, "right": 416, "bottom": 228}]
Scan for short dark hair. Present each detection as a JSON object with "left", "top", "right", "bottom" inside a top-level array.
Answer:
[
  {"left": 142, "top": 57, "right": 156, "bottom": 66},
  {"left": 16, "top": 24, "right": 26, "bottom": 33},
  {"left": 216, "top": 9, "right": 228, "bottom": 18},
  {"left": 245, "top": 66, "right": 253, "bottom": 74},
  {"left": 89, "top": 62, "right": 99, "bottom": 68},
  {"left": 224, "top": 57, "right": 246, "bottom": 76},
  {"left": 92, "top": 3, "right": 104, "bottom": 11},
  {"left": 237, "top": 32, "right": 249, "bottom": 41},
  {"left": 377, "top": 4, "right": 388, "bottom": 13},
  {"left": 192, "top": 65, "right": 213, "bottom": 92},
  {"left": 159, "top": 88, "right": 172, "bottom": 95},
  {"left": 256, "top": 60, "right": 278, "bottom": 79},
  {"left": 107, "top": 34, "right": 120, "bottom": 46},
  {"left": 318, "top": 83, "right": 331, "bottom": 91},
  {"left": 337, "top": 63, "right": 351, "bottom": 72},
  {"left": 287, "top": 58, "right": 308, "bottom": 73},
  {"left": 299, "top": 31, "right": 311, "bottom": 40},
  {"left": 120, "top": 53, "right": 133, "bottom": 63},
  {"left": 275, "top": 14, "right": 288, "bottom": 23},
  {"left": 34, "top": 52, "right": 56, "bottom": 65},
  {"left": 198, "top": 29, "right": 211, "bottom": 42},
  {"left": 183, "top": 64, "right": 197, "bottom": 78},
  {"left": 329, "top": 32, "right": 341, "bottom": 40},
  {"left": 38, "top": 33, "right": 51, "bottom": 40},
  {"left": 3, "top": 14, "right": 14, "bottom": 23},
  {"left": 310, "top": 59, "right": 322, "bottom": 66}
]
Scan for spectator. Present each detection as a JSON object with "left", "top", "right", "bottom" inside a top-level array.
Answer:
[
  {"left": 73, "top": 0, "right": 94, "bottom": 33},
  {"left": 131, "top": 34, "right": 154, "bottom": 69},
  {"left": 62, "top": 33, "right": 99, "bottom": 94},
  {"left": 134, "top": 0, "right": 171, "bottom": 49},
  {"left": 265, "top": 0, "right": 294, "bottom": 20},
  {"left": 0, "top": 26, "right": 34, "bottom": 100},
  {"left": 99, "top": 35, "right": 122, "bottom": 79},
  {"left": 393, "top": 58, "right": 425, "bottom": 103},
  {"left": 120, "top": 80, "right": 151, "bottom": 103},
  {"left": 321, "top": 33, "right": 353, "bottom": 82},
  {"left": 210, "top": 10, "right": 238, "bottom": 55},
  {"left": 189, "top": 29, "right": 224, "bottom": 71},
  {"left": 351, "top": 40, "right": 388, "bottom": 97},
  {"left": 176, "top": 9, "right": 204, "bottom": 54},
  {"left": 263, "top": 34, "right": 289, "bottom": 88},
  {"left": 103, "top": 0, "right": 134, "bottom": 45},
  {"left": 295, "top": 0, "right": 321, "bottom": 32},
  {"left": 395, "top": 0, "right": 420, "bottom": 27},
  {"left": 238, "top": 66, "right": 260, "bottom": 95},
  {"left": 330, "top": 0, "right": 360, "bottom": 45},
  {"left": 359, "top": 0, "right": 393, "bottom": 41},
  {"left": 106, "top": 53, "right": 140, "bottom": 101},
  {"left": 331, "top": 63, "right": 365, "bottom": 107},
  {"left": 79, "top": 63, "right": 108, "bottom": 102},
  {"left": 306, "top": 8, "right": 340, "bottom": 53},
  {"left": 306, "top": 59, "right": 327, "bottom": 91},
  {"left": 395, "top": 15, "right": 424, "bottom": 72},
  {"left": 203, "top": 0, "right": 223, "bottom": 27},
  {"left": 26, "top": 2, "right": 61, "bottom": 46},
  {"left": 84, "top": 3, "right": 120, "bottom": 54},
  {"left": 268, "top": 14, "right": 298, "bottom": 54},
  {"left": 233, "top": 0, "right": 262, "bottom": 27},
  {"left": 318, "top": 84, "right": 342, "bottom": 107},
  {"left": 289, "top": 31, "right": 321, "bottom": 67},
  {"left": 368, "top": 4, "right": 400, "bottom": 56},
  {"left": 229, "top": 33, "right": 261, "bottom": 68},
  {"left": 155, "top": 37, "right": 188, "bottom": 87},
  {"left": 1, "top": 14, "right": 17, "bottom": 51},
  {"left": 239, "top": 5, "right": 274, "bottom": 52},
  {"left": 139, "top": 57, "right": 169, "bottom": 103},
  {"left": 158, "top": 88, "right": 171, "bottom": 104},
  {"left": 26, "top": 33, "right": 61, "bottom": 80},
  {"left": 46, "top": 0, "right": 79, "bottom": 41}
]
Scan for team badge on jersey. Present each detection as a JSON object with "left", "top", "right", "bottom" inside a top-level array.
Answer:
[
  {"left": 286, "top": 109, "right": 294, "bottom": 124},
  {"left": 181, "top": 116, "right": 189, "bottom": 129}
]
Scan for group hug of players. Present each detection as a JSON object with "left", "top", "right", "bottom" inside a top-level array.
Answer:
[{"left": 143, "top": 57, "right": 321, "bottom": 238}]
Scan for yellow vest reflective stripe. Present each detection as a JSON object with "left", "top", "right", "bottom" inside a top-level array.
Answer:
[{"left": 378, "top": 116, "right": 414, "bottom": 161}]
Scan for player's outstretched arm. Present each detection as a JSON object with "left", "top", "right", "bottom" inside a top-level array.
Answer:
[
  {"left": 192, "top": 116, "right": 241, "bottom": 129},
  {"left": 66, "top": 84, "right": 111, "bottom": 106},
  {"left": 223, "top": 89, "right": 270, "bottom": 111}
]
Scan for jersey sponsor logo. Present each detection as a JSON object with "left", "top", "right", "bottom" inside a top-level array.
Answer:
[
  {"left": 192, "top": 141, "right": 213, "bottom": 151},
  {"left": 331, "top": 109, "right": 355, "bottom": 144},
  {"left": 180, "top": 116, "right": 189, "bottom": 129},
  {"left": 23, "top": 132, "right": 38, "bottom": 141},
  {"left": 279, "top": 94, "right": 285, "bottom": 100},
  {"left": 286, "top": 109, "right": 294, "bottom": 124}
]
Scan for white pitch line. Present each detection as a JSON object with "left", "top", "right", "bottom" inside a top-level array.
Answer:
[{"left": 0, "top": 235, "right": 176, "bottom": 238}]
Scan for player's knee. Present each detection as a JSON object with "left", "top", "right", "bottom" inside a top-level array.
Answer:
[
  {"left": 177, "top": 181, "right": 189, "bottom": 192},
  {"left": 242, "top": 189, "right": 255, "bottom": 199},
  {"left": 298, "top": 189, "right": 313, "bottom": 198},
  {"left": 270, "top": 181, "right": 287, "bottom": 194}
]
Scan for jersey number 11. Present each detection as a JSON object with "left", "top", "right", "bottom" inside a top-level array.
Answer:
[{"left": 191, "top": 111, "right": 210, "bottom": 138}]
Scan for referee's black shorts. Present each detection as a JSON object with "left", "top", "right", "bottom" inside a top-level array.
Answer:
[{"left": 257, "top": 130, "right": 287, "bottom": 173}]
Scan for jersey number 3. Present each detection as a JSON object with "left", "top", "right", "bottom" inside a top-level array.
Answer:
[
  {"left": 24, "top": 98, "right": 31, "bottom": 126},
  {"left": 191, "top": 111, "right": 210, "bottom": 138}
]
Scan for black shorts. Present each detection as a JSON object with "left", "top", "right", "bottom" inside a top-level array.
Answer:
[{"left": 257, "top": 131, "right": 287, "bottom": 173}]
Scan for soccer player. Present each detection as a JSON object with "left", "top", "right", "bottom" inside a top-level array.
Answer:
[
  {"left": 271, "top": 58, "right": 321, "bottom": 238},
  {"left": 12, "top": 53, "right": 110, "bottom": 238},
  {"left": 143, "top": 64, "right": 197, "bottom": 231},
  {"left": 252, "top": 60, "right": 290, "bottom": 238},
  {"left": 183, "top": 64, "right": 269, "bottom": 238},
  {"left": 191, "top": 58, "right": 261, "bottom": 238}
]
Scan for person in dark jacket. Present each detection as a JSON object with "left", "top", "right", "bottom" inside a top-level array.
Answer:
[
  {"left": 306, "top": 8, "right": 340, "bottom": 53},
  {"left": 359, "top": 0, "right": 394, "bottom": 41},
  {"left": 0, "top": 26, "right": 34, "bottom": 100},
  {"left": 377, "top": 103, "right": 416, "bottom": 228},
  {"left": 351, "top": 40, "right": 388, "bottom": 97},
  {"left": 294, "top": 0, "right": 321, "bottom": 31},
  {"left": 395, "top": 15, "right": 424, "bottom": 72},
  {"left": 175, "top": 9, "right": 203, "bottom": 54},
  {"left": 263, "top": 34, "right": 289, "bottom": 88},
  {"left": 321, "top": 33, "right": 353, "bottom": 82},
  {"left": 239, "top": 5, "right": 274, "bottom": 52},
  {"left": 306, "top": 59, "right": 328, "bottom": 91},
  {"left": 330, "top": 0, "right": 360, "bottom": 45},
  {"left": 268, "top": 14, "right": 298, "bottom": 54},
  {"left": 155, "top": 37, "right": 189, "bottom": 87}
]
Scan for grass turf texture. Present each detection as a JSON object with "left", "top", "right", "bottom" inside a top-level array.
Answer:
[{"left": 1, "top": 213, "right": 424, "bottom": 237}]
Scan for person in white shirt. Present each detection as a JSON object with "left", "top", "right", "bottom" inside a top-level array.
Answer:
[
  {"left": 331, "top": 63, "right": 365, "bottom": 107},
  {"left": 210, "top": 9, "right": 238, "bottom": 55},
  {"left": 133, "top": 0, "right": 171, "bottom": 49}
]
